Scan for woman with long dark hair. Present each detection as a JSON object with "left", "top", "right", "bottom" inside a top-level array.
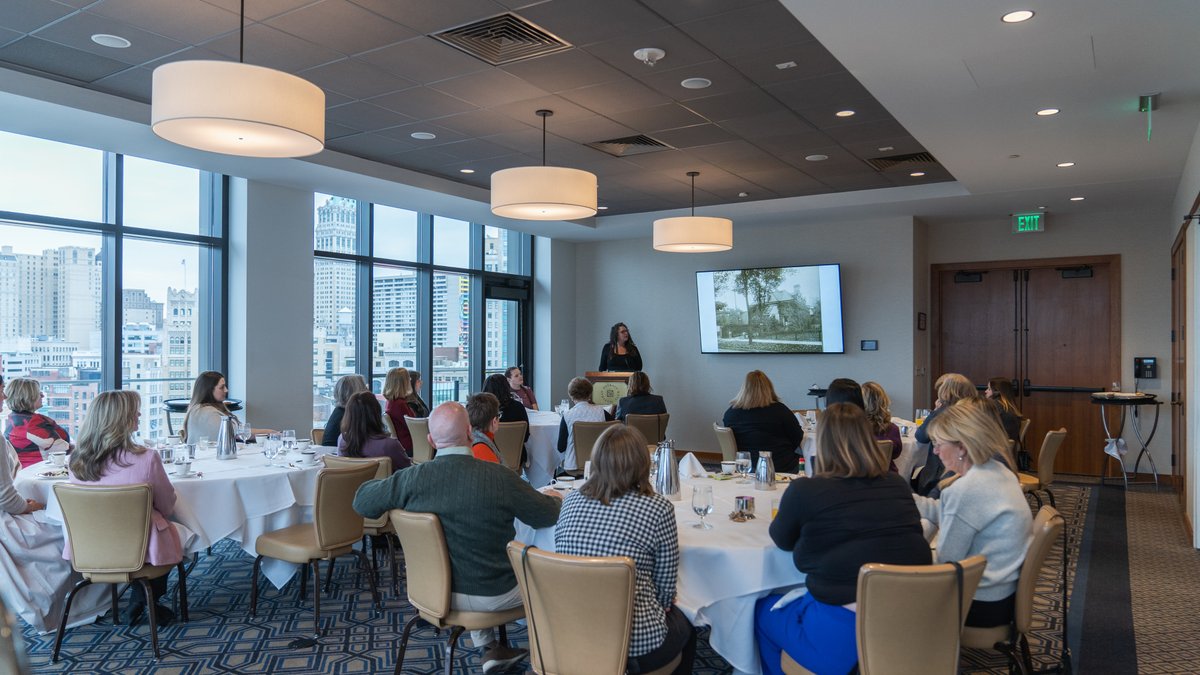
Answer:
[
  {"left": 338, "top": 391, "right": 410, "bottom": 472},
  {"left": 181, "top": 371, "right": 230, "bottom": 443},
  {"left": 406, "top": 370, "right": 430, "bottom": 418},
  {"left": 599, "top": 322, "right": 643, "bottom": 372}
]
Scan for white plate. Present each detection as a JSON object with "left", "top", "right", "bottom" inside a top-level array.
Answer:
[{"left": 36, "top": 469, "right": 68, "bottom": 480}]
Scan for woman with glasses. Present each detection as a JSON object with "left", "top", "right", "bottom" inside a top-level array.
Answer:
[{"left": 2, "top": 377, "right": 71, "bottom": 469}]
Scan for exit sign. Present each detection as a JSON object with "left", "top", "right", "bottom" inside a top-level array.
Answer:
[{"left": 1012, "top": 212, "right": 1045, "bottom": 233}]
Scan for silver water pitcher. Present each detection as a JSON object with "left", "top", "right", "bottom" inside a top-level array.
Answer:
[
  {"left": 216, "top": 414, "right": 238, "bottom": 460},
  {"left": 754, "top": 454, "right": 776, "bottom": 491},
  {"left": 652, "top": 441, "right": 680, "bottom": 501}
]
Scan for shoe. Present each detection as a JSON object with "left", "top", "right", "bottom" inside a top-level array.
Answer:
[{"left": 480, "top": 643, "right": 527, "bottom": 673}]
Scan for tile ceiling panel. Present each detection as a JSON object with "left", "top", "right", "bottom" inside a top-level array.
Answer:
[
  {"left": 636, "top": 60, "right": 756, "bottom": 102},
  {"left": 500, "top": 48, "right": 624, "bottom": 93},
  {"left": 638, "top": 0, "right": 772, "bottom": 25},
  {"left": 368, "top": 86, "right": 477, "bottom": 120},
  {"left": 430, "top": 69, "right": 549, "bottom": 108},
  {"left": 326, "top": 131, "right": 419, "bottom": 158},
  {"left": 0, "top": 36, "right": 130, "bottom": 82},
  {"left": 325, "top": 100, "right": 413, "bottom": 132},
  {"left": 0, "top": 27, "right": 22, "bottom": 47},
  {"left": 355, "top": 37, "right": 491, "bottom": 84},
  {"left": 488, "top": 95, "right": 594, "bottom": 126},
  {"left": 517, "top": 0, "right": 669, "bottom": 48},
  {"left": 32, "top": 12, "right": 188, "bottom": 65},
  {"left": 325, "top": 120, "right": 360, "bottom": 141},
  {"left": 89, "top": 0, "right": 239, "bottom": 44},
  {"left": 651, "top": 123, "right": 737, "bottom": 149},
  {"left": 430, "top": 109, "right": 533, "bottom": 137},
  {"left": 541, "top": 116, "right": 637, "bottom": 144},
  {"left": 434, "top": 138, "right": 514, "bottom": 162},
  {"left": 201, "top": 0, "right": 323, "bottom": 23},
  {"left": 348, "top": 0, "right": 507, "bottom": 35},
  {"left": 678, "top": 2, "right": 816, "bottom": 60},
  {"left": 376, "top": 121, "right": 471, "bottom": 146},
  {"left": 91, "top": 65, "right": 152, "bottom": 101},
  {"left": 716, "top": 110, "right": 816, "bottom": 140},
  {"left": 266, "top": 0, "right": 417, "bottom": 56},
  {"left": 841, "top": 136, "right": 930, "bottom": 163},
  {"left": 0, "top": 0, "right": 76, "bottom": 34},
  {"left": 681, "top": 88, "right": 780, "bottom": 123},
  {"left": 300, "top": 58, "right": 415, "bottom": 99},
  {"left": 609, "top": 103, "right": 708, "bottom": 133},
  {"left": 766, "top": 72, "right": 873, "bottom": 112},
  {"left": 580, "top": 26, "right": 718, "bottom": 79},
  {"left": 201, "top": 23, "right": 343, "bottom": 71},
  {"left": 726, "top": 42, "right": 847, "bottom": 88},
  {"left": 557, "top": 78, "right": 672, "bottom": 116}
]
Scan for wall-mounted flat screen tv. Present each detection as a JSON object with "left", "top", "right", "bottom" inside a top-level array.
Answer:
[{"left": 696, "top": 264, "right": 844, "bottom": 354}]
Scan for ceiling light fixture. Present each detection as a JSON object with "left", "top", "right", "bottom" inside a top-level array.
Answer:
[
  {"left": 805, "top": 154, "right": 829, "bottom": 162},
  {"left": 681, "top": 77, "right": 712, "bottom": 89},
  {"left": 1036, "top": 108, "right": 1060, "bottom": 116},
  {"left": 633, "top": 47, "right": 665, "bottom": 67},
  {"left": 460, "top": 168, "right": 475, "bottom": 174},
  {"left": 878, "top": 146, "right": 895, "bottom": 152},
  {"left": 653, "top": 171, "right": 733, "bottom": 253},
  {"left": 1057, "top": 162, "right": 1075, "bottom": 168},
  {"left": 598, "top": 206, "right": 609, "bottom": 210},
  {"left": 91, "top": 34, "right": 131, "bottom": 48},
  {"left": 150, "top": 0, "right": 324, "bottom": 157},
  {"left": 1002, "top": 10, "right": 1034, "bottom": 23},
  {"left": 910, "top": 171, "right": 926, "bottom": 177},
  {"left": 1070, "top": 196, "right": 1085, "bottom": 201},
  {"left": 411, "top": 132, "right": 437, "bottom": 140},
  {"left": 835, "top": 110, "right": 856, "bottom": 118},
  {"left": 490, "top": 110, "right": 597, "bottom": 220}
]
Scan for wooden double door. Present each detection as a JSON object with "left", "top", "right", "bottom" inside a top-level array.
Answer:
[{"left": 933, "top": 255, "right": 1120, "bottom": 476}]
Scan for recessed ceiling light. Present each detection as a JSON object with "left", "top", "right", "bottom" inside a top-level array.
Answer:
[
  {"left": 459, "top": 168, "right": 475, "bottom": 174},
  {"left": 805, "top": 154, "right": 829, "bottom": 162},
  {"left": 1036, "top": 108, "right": 1060, "bottom": 116},
  {"left": 681, "top": 77, "right": 712, "bottom": 89},
  {"left": 91, "top": 33, "right": 131, "bottom": 48},
  {"left": 910, "top": 171, "right": 926, "bottom": 177},
  {"left": 1038, "top": 206, "right": 1047, "bottom": 210},
  {"left": 1069, "top": 196, "right": 1085, "bottom": 201},
  {"left": 835, "top": 110, "right": 856, "bottom": 118},
  {"left": 1057, "top": 162, "right": 1075, "bottom": 168},
  {"left": 598, "top": 206, "right": 609, "bottom": 210},
  {"left": 775, "top": 61, "right": 797, "bottom": 70},
  {"left": 1002, "top": 10, "right": 1034, "bottom": 23},
  {"left": 410, "top": 131, "right": 436, "bottom": 140},
  {"left": 878, "top": 146, "right": 895, "bottom": 152},
  {"left": 738, "top": 191, "right": 749, "bottom": 198}
]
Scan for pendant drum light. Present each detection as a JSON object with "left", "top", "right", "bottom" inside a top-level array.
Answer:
[
  {"left": 653, "top": 172, "right": 733, "bottom": 252},
  {"left": 151, "top": 0, "right": 324, "bottom": 158},
  {"left": 491, "top": 110, "right": 597, "bottom": 220}
]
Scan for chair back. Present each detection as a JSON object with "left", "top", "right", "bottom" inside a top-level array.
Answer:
[
  {"left": 856, "top": 555, "right": 987, "bottom": 675},
  {"left": 507, "top": 542, "right": 635, "bottom": 675},
  {"left": 321, "top": 455, "right": 392, "bottom": 529},
  {"left": 875, "top": 440, "right": 893, "bottom": 460},
  {"left": 311, "top": 428, "right": 324, "bottom": 445},
  {"left": 313, "top": 463, "right": 378, "bottom": 551},
  {"left": 389, "top": 510, "right": 452, "bottom": 620},
  {"left": 1036, "top": 428, "right": 1067, "bottom": 486},
  {"left": 54, "top": 483, "right": 153, "bottom": 576},
  {"left": 625, "top": 413, "right": 669, "bottom": 444},
  {"left": 572, "top": 421, "right": 619, "bottom": 466},
  {"left": 1015, "top": 506, "right": 1064, "bottom": 633},
  {"left": 713, "top": 423, "right": 738, "bottom": 461},
  {"left": 381, "top": 412, "right": 397, "bottom": 439},
  {"left": 1018, "top": 418, "right": 1032, "bottom": 444},
  {"left": 405, "top": 417, "right": 434, "bottom": 463},
  {"left": 494, "top": 421, "right": 528, "bottom": 471}
]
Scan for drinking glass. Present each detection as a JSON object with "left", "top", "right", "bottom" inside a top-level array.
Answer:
[
  {"left": 735, "top": 451, "right": 752, "bottom": 484},
  {"left": 914, "top": 408, "right": 930, "bottom": 425},
  {"left": 237, "top": 421, "right": 252, "bottom": 442},
  {"left": 265, "top": 433, "right": 282, "bottom": 466},
  {"left": 282, "top": 429, "right": 297, "bottom": 452},
  {"left": 692, "top": 485, "right": 714, "bottom": 530},
  {"left": 558, "top": 399, "right": 570, "bottom": 415}
]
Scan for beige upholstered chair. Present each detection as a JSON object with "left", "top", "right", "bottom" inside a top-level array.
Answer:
[
  {"left": 405, "top": 416, "right": 434, "bottom": 463},
  {"left": 494, "top": 421, "right": 528, "bottom": 471},
  {"left": 506, "top": 542, "right": 681, "bottom": 675},
  {"left": 311, "top": 428, "right": 325, "bottom": 445},
  {"left": 963, "top": 507, "right": 1068, "bottom": 673},
  {"left": 389, "top": 510, "right": 525, "bottom": 675},
  {"left": 321, "top": 455, "right": 399, "bottom": 595},
  {"left": 1018, "top": 418, "right": 1032, "bottom": 445},
  {"left": 249, "top": 463, "right": 380, "bottom": 636},
  {"left": 713, "top": 423, "right": 738, "bottom": 462},
  {"left": 381, "top": 413, "right": 397, "bottom": 439},
  {"left": 570, "top": 420, "right": 620, "bottom": 474},
  {"left": 53, "top": 483, "right": 190, "bottom": 661},
  {"left": 875, "top": 440, "right": 894, "bottom": 461},
  {"left": 1019, "top": 429, "right": 1067, "bottom": 508},
  {"left": 624, "top": 413, "right": 670, "bottom": 444}
]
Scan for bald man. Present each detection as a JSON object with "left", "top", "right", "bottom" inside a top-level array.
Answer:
[{"left": 353, "top": 401, "right": 561, "bottom": 673}]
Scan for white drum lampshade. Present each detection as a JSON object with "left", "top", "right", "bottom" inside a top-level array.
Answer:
[
  {"left": 151, "top": 60, "right": 325, "bottom": 158},
  {"left": 653, "top": 216, "right": 734, "bottom": 252},
  {"left": 490, "top": 166, "right": 598, "bottom": 220}
]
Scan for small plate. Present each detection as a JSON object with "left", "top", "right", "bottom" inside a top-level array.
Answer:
[
  {"left": 36, "top": 469, "right": 68, "bottom": 480},
  {"left": 173, "top": 471, "right": 200, "bottom": 479}
]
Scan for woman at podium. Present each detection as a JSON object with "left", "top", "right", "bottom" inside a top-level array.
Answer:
[{"left": 599, "top": 322, "right": 643, "bottom": 372}]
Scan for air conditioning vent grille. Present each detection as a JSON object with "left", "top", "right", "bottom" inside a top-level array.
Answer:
[
  {"left": 866, "top": 151, "right": 937, "bottom": 172},
  {"left": 432, "top": 13, "right": 572, "bottom": 66},
  {"left": 586, "top": 134, "right": 673, "bottom": 157}
]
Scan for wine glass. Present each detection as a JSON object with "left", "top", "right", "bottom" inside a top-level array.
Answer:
[
  {"left": 735, "top": 451, "right": 752, "bottom": 484},
  {"left": 692, "top": 485, "right": 714, "bottom": 530}
]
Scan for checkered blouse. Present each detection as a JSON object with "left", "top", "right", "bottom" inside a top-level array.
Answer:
[{"left": 554, "top": 490, "right": 679, "bottom": 657}]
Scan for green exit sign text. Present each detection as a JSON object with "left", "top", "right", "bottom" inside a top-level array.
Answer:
[{"left": 1012, "top": 212, "right": 1045, "bottom": 233}]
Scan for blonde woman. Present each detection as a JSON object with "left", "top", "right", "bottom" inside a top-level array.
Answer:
[
  {"left": 861, "top": 381, "right": 903, "bottom": 472},
  {"left": 67, "top": 390, "right": 183, "bottom": 625},
  {"left": 757, "top": 403, "right": 929, "bottom": 674},
  {"left": 3, "top": 377, "right": 71, "bottom": 468},
  {"left": 181, "top": 371, "right": 230, "bottom": 443},
  {"left": 722, "top": 370, "right": 803, "bottom": 473},
  {"left": 914, "top": 398, "right": 1033, "bottom": 628},
  {"left": 913, "top": 373, "right": 976, "bottom": 496},
  {"left": 382, "top": 368, "right": 415, "bottom": 453}
]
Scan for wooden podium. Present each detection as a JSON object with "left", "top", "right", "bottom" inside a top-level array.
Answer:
[{"left": 585, "top": 371, "right": 633, "bottom": 407}]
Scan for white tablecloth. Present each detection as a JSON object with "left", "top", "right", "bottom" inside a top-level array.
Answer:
[
  {"left": 15, "top": 445, "right": 322, "bottom": 589},
  {"left": 516, "top": 476, "right": 805, "bottom": 674},
  {"left": 525, "top": 409, "right": 563, "bottom": 488},
  {"left": 799, "top": 419, "right": 924, "bottom": 480}
]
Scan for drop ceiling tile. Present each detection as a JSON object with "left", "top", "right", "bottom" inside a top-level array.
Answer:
[
  {"left": 758, "top": 130, "right": 842, "bottom": 158},
  {"left": 201, "top": 0, "right": 322, "bottom": 22},
  {"left": 580, "top": 26, "right": 717, "bottom": 79},
  {"left": 0, "top": 0, "right": 77, "bottom": 34},
  {"left": 434, "top": 138, "right": 514, "bottom": 162},
  {"left": 638, "top": 0, "right": 770, "bottom": 24},
  {"left": 32, "top": 12, "right": 189, "bottom": 65},
  {"left": 726, "top": 42, "right": 846, "bottom": 88},
  {"left": 375, "top": 121, "right": 470, "bottom": 146},
  {"left": 544, "top": 116, "right": 637, "bottom": 144},
  {"left": 715, "top": 109, "right": 814, "bottom": 140},
  {"left": 619, "top": 151, "right": 701, "bottom": 173},
  {"left": 488, "top": 95, "right": 594, "bottom": 126},
  {"left": 794, "top": 98, "right": 892, "bottom": 130},
  {"left": 327, "top": 131, "right": 419, "bottom": 157},
  {"left": 53, "top": 0, "right": 95, "bottom": 7},
  {"left": 349, "top": 0, "right": 507, "bottom": 34},
  {"left": 0, "top": 27, "right": 22, "bottom": 47},
  {"left": 325, "top": 120, "right": 360, "bottom": 140},
  {"left": 776, "top": 145, "right": 868, "bottom": 174},
  {"left": 636, "top": 59, "right": 756, "bottom": 102},
  {"left": 91, "top": 65, "right": 152, "bottom": 101},
  {"left": 0, "top": 36, "right": 130, "bottom": 82},
  {"left": 609, "top": 103, "right": 708, "bottom": 133},
  {"left": 201, "top": 23, "right": 343, "bottom": 72},
  {"left": 301, "top": 58, "right": 416, "bottom": 99},
  {"left": 652, "top": 124, "right": 737, "bottom": 149},
  {"left": 766, "top": 72, "right": 872, "bottom": 111},
  {"left": 517, "top": 0, "right": 668, "bottom": 48},
  {"left": 569, "top": 153, "right": 644, "bottom": 177},
  {"left": 433, "top": 109, "right": 533, "bottom": 137},
  {"left": 430, "top": 69, "right": 548, "bottom": 108},
  {"left": 683, "top": 88, "right": 779, "bottom": 122},
  {"left": 142, "top": 44, "right": 225, "bottom": 67},
  {"left": 356, "top": 37, "right": 490, "bottom": 85},
  {"left": 481, "top": 127, "right": 543, "bottom": 153},
  {"left": 267, "top": 0, "right": 416, "bottom": 56},
  {"left": 88, "top": 0, "right": 238, "bottom": 44},
  {"left": 687, "top": 141, "right": 793, "bottom": 173},
  {"left": 325, "top": 100, "right": 412, "bottom": 132},
  {"left": 368, "top": 86, "right": 477, "bottom": 119},
  {"left": 501, "top": 48, "right": 623, "bottom": 93},
  {"left": 735, "top": 167, "right": 825, "bottom": 193},
  {"left": 451, "top": 152, "right": 530, "bottom": 176},
  {"left": 678, "top": 2, "right": 815, "bottom": 60},
  {"left": 558, "top": 78, "right": 671, "bottom": 116},
  {"left": 389, "top": 147, "right": 461, "bottom": 172},
  {"left": 842, "top": 136, "right": 929, "bottom": 162},
  {"left": 823, "top": 119, "right": 911, "bottom": 145},
  {"left": 324, "top": 90, "right": 354, "bottom": 107},
  {"left": 816, "top": 172, "right": 892, "bottom": 191}
]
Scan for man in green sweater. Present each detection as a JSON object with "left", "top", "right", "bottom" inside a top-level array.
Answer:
[{"left": 353, "top": 401, "right": 562, "bottom": 673}]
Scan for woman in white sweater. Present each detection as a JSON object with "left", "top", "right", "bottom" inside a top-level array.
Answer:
[
  {"left": 181, "top": 371, "right": 231, "bottom": 443},
  {"left": 913, "top": 397, "right": 1033, "bottom": 628}
]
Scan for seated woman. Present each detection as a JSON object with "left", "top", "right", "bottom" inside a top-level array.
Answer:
[
  {"left": 3, "top": 377, "right": 71, "bottom": 468},
  {"left": 913, "top": 397, "right": 1033, "bottom": 628},
  {"left": 466, "top": 393, "right": 502, "bottom": 463},
  {"left": 322, "top": 374, "right": 369, "bottom": 447},
  {"left": 757, "top": 403, "right": 930, "bottom": 675},
  {"left": 985, "top": 377, "right": 1025, "bottom": 447},
  {"left": 337, "top": 392, "right": 411, "bottom": 473},
  {"left": 557, "top": 377, "right": 613, "bottom": 472},
  {"left": 67, "top": 390, "right": 184, "bottom": 625},
  {"left": 861, "top": 381, "right": 903, "bottom": 473},
  {"left": 181, "top": 371, "right": 230, "bottom": 444},
  {"left": 722, "top": 370, "right": 804, "bottom": 474},
  {"left": 406, "top": 370, "right": 430, "bottom": 419},
  {"left": 381, "top": 367, "right": 415, "bottom": 453},
  {"left": 614, "top": 371, "right": 667, "bottom": 421},
  {"left": 912, "top": 373, "right": 976, "bottom": 496},
  {"left": 555, "top": 425, "right": 695, "bottom": 674}
]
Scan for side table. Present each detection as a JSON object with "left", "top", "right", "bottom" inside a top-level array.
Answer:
[{"left": 1090, "top": 393, "right": 1161, "bottom": 490}]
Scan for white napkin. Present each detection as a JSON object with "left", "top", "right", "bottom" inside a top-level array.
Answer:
[
  {"left": 770, "top": 587, "right": 808, "bottom": 611},
  {"left": 677, "top": 452, "right": 707, "bottom": 478}
]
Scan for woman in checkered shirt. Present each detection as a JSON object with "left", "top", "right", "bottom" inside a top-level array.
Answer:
[{"left": 554, "top": 425, "right": 695, "bottom": 674}]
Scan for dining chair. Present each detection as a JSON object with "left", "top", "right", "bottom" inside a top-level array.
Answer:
[
  {"left": 405, "top": 416, "right": 434, "bottom": 463},
  {"left": 624, "top": 413, "right": 670, "bottom": 444},
  {"left": 570, "top": 420, "right": 620, "bottom": 475},
  {"left": 311, "top": 428, "right": 325, "bottom": 445},
  {"left": 506, "top": 541, "right": 681, "bottom": 675},
  {"left": 713, "top": 423, "right": 738, "bottom": 462},
  {"left": 1020, "top": 429, "right": 1067, "bottom": 508},
  {"left": 249, "top": 462, "right": 380, "bottom": 637},
  {"left": 320, "top": 455, "right": 399, "bottom": 595},
  {"left": 875, "top": 440, "right": 893, "bottom": 460},
  {"left": 1018, "top": 418, "right": 1032, "bottom": 446},
  {"left": 963, "top": 507, "right": 1068, "bottom": 673},
  {"left": 52, "top": 483, "right": 190, "bottom": 662},
  {"left": 389, "top": 510, "right": 525, "bottom": 675},
  {"left": 381, "top": 413, "right": 397, "bottom": 440},
  {"left": 494, "top": 421, "right": 528, "bottom": 471}
]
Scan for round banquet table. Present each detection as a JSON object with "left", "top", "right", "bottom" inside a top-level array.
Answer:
[
  {"left": 515, "top": 474, "right": 806, "bottom": 674},
  {"left": 15, "top": 444, "right": 322, "bottom": 590},
  {"left": 799, "top": 417, "right": 923, "bottom": 479},
  {"left": 525, "top": 408, "right": 564, "bottom": 488}
]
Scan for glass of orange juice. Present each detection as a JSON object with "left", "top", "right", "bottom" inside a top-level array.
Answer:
[{"left": 771, "top": 498, "right": 780, "bottom": 520}]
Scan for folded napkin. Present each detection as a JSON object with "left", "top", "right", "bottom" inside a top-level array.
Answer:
[{"left": 677, "top": 452, "right": 707, "bottom": 478}]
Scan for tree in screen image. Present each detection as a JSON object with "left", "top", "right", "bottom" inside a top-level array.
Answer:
[{"left": 711, "top": 267, "right": 823, "bottom": 352}]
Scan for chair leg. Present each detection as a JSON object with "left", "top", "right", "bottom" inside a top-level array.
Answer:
[
  {"left": 395, "top": 614, "right": 421, "bottom": 675},
  {"left": 356, "top": 549, "right": 381, "bottom": 610},
  {"left": 110, "top": 584, "right": 120, "bottom": 625},
  {"left": 444, "top": 625, "right": 465, "bottom": 675},
  {"left": 498, "top": 623, "right": 508, "bottom": 646},
  {"left": 385, "top": 533, "right": 399, "bottom": 596},
  {"left": 139, "top": 578, "right": 161, "bottom": 658},
  {"left": 323, "top": 556, "right": 336, "bottom": 594},
  {"left": 1019, "top": 632, "right": 1035, "bottom": 674},
  {"left": 176, "top": 562, "right": 189, "bottom": 623},
  {"left": 250, "top": 555, "right": 264, "bottom": 616},
  {"left": 298, "top": 561, "right": 308, "bottom": 605},
  {"left": 1045, "top": 488, "right": 1057, "bottom": 509},
  {"left": 311, "top": 560, "right": 323, "bottom": 638},
  {"left": 52, "top": 578, "right": 93, "bottom": 662}
]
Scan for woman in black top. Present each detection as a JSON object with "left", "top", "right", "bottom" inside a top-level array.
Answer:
[
  {"left": 721, "top": 370, "right": 803, "bottom": 473},
  {"left": 406, "top": 370, "right": 430, "bottom": 419},
  {"left": 482, "top": 374, "right": 530, "bottom": 443},
  {"left": 756, "top": 403, "right": 930, "bottom": 675},
  {"left": 322, "top": 374, "right": 368, "bottom": 447},
  {"left": 614, "top": 371, "right": 667, "bottom": 421},
  {"left": 599, "top": 322, "right": 643, "bottom": 372}
]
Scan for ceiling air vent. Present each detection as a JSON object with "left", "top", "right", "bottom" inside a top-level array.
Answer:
[
  {"left": 865, "top": 151, "right": 937, "bottom": 172},
  {"left": 586, "top": 134, "right": 673, "bottom": 158},
  {"left": 432, "top": 13, "right": 572, "bottom": 66}
]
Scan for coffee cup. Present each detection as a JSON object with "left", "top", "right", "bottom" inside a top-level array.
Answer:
[
  {"left": 49, "top": 451, "right": 67, "bottom": 467},
  {"left": 175, "top": 460, "right": 193, "bottom": 477},
  {"left": 300, "top": 450, "right": 318, "bottom": 465},
  {"left": 551, "top": 476, "right": 576, "bottom": 490},
  {"left": 720, "top": 461, "right": 736, "bottom": 475},
  {"left": 295, "top": 439, "right": 311, "bottom": 452}
]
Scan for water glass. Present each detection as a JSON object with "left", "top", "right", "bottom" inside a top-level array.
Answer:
[
  {"left": 735, "top": 451, "right": 752, "bottom": 484},
  {"left": 237, "top": 422, "right": 253, "bottom": 442},
  {"left": 692, "top": 485, "right": 714, "bottom": 530},
  {"left": 557, "top": 399, "right": 570, "bottom": 415},
  {"left": 265, "top": 433, "right": 282, "bottom": 466},
  {"left": 282, "top": 429, "right": 297, "bottom": 452}
]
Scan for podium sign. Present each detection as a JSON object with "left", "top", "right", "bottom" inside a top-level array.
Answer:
[{"left": 586, "top": 371, "right": 632, "bottom": 406}]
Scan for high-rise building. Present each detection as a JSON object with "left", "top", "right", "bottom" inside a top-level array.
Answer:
[
  {"left": 166, "top": 287, "right": 197, "bottom": 403},
  {"left": 124, "top": 288, "right": 164, "bottom": 329},
  {"left": 313, "top": 196, "right": 357, "bottom": 332}
]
